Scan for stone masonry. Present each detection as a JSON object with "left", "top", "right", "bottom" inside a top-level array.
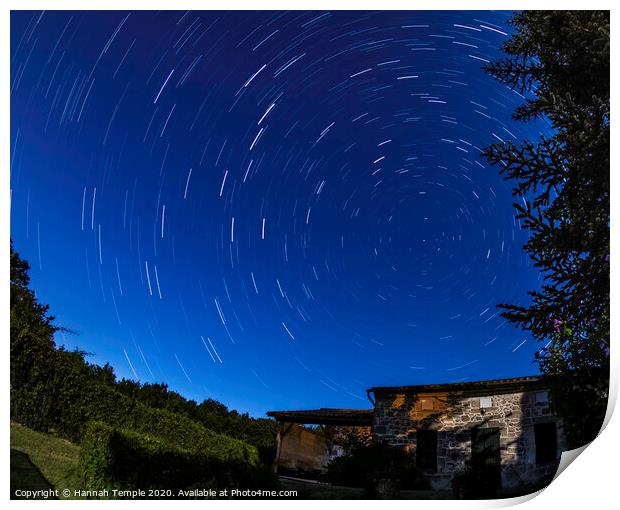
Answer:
[{"left": 370, "top": 377, "right": 566, "bottom": 490}]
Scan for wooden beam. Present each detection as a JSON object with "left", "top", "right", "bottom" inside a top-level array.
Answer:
[
  {"left": 273, "top": 422, "right": 284, "bottom": 473},
  {"left": 320, "top": 424, "right": 334, "bottom": 457},
  {"left": 273, "top": 421, "right": 294, "bottom": 473}
]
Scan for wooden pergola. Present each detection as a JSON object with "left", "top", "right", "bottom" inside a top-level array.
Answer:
[{"left": 266, "top": 408, "right": 374, "bottom": 473}]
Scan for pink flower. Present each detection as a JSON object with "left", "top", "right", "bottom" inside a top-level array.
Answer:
[
  {"left": 600, "top": 339, "right": 610, "bottom": 357},
  {"left": 553, "top": 319, "right": 562, "bottom": 333}
]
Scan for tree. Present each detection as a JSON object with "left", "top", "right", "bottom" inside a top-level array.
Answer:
[
  {"left": 10, "top": 240, "right": 62, "bottom": 429},
  {"left": 481, "top": 11, "right": 609, "bottom": 448},
  {"left": 10, "top": 241, "right": 95, "bottom": 435},
  {"left": 10, "top": 242, "right": 277, "bottom": 460}
]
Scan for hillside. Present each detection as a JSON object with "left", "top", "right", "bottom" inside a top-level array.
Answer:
[
  {"left": 10, "top": 421, "right": 82, "bottom": 499},
  {"left": 10, "top": 243, "right": 277, "bottom": 497}
]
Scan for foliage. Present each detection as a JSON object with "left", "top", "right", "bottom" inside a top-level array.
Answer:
[
  {"left": 10, "top": 239, "right": 64, "bottom": 431},
  {"left": 80, "top": 383, "right": 259, "bottom": 463},
  {"left": 79, "top": 421, "right": 278, "bottom": 498},
  {"left": 325, "top": 442, "right": 429, "bottom": 496},
  {"left": 539, "top": 325, "right": 609, "bottom": 449},
  {"left": 481, "top": 11, "right": 609, "bottom": 447},
  {"left": 451, "top": 462, "right": 498, "bottom": 500},
  {"left": 114, "top": 379, "right": 277, "bottom": 463},
  {"left": 333, "top": 426, "right": 373, "bottom": 451},
  {"left": 10, "top": 243, "right": 273, "bottom": 472}
]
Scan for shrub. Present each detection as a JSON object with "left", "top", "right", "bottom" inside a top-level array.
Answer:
[
  {"left": 11, "top": 243, "right": 271, "bottom": 493},
  {"left": 114, "top": 382, "right": 278, "bottom": 459},
  {"left": 10, "top": 243, "right": 274, "bottom": 464},
  {"left": 325, "top": 442, "right": 429, "bottom": 496},
  {"left": 78, "top": 383, "right": 259, "bottom": 464},
  {"left": 80, "top": 421, "right": 278, "bottom": 498},
  {"left": 79, "top": 421, "right": 117, "bottom": 493},
  {"left": 451, "top": 462, "right": 498, "bottom": 499}
]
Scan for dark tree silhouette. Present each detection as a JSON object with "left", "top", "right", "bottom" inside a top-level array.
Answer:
[{"left": 482, "top": 11, "right": 609, "bottom": 448}]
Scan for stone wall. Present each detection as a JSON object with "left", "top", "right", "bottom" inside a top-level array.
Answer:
[
  {"left": 277, "top": 424, "right": 373, "bottom": 473},
  {"left": 278, "top": 423, "right": 329, "bottom": 473},
  {"left": 373, "top": 388, "right": 565, "bottom": 489}
]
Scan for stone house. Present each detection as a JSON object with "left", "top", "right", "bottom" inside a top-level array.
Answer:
[
  {"left": 369, "top": 376, "right": 565, "bottom": 489},
  {"left": 268, "top": 376, "right": 565, "bottom": 490}
]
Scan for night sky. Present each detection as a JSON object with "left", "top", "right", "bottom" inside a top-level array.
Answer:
[{"left": 10, "top": 11, "right": 550, "bottom": 417}]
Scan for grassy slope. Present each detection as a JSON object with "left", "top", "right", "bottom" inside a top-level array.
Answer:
[
  {"left": 10, "top": 422, "right": 544, "bottom": 501},
  {"left": 10, "top": 420, "right": 263, "bottom": 500},
  {"left": 10, "top": 421, "right": 82, "bottom": 499}
]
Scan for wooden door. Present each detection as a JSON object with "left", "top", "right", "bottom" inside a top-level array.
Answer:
[{"left": 471, "top": 427, "right": 501, "bottom": 489}]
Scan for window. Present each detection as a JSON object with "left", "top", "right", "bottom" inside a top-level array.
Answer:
[
  {"left": 479, "top": 396, "right": 493, "bottom": 408},
  {"left": 535, "top": 391, "right": 550, "bottom": 404},
  {"left": 416, "top": 430, "right": 437, "bottom": 472},
  {"left": 420, "top": 399, "right": 433, "bottom": 410},
  {"left": 535, "top": 422, "right": 557, "bottom": 464}
]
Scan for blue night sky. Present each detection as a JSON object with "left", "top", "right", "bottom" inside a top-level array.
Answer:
[{"left": 10, "top": 11, "right": 549, "bottom": 417}]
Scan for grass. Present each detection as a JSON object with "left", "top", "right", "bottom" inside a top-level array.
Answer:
[
  {"left": 277, "top": 475, "right": 546, "bottom": 500},
  {"left": 10, "top": 421, "right": 82, "bottom": 499},
  {"left": 9, "top": 421, "right": 549, "bottom": 501},
  {"left": 10, "top": 449, "right": 57, "bottom": 498},
  {"left": 279, "top": 477, "right": 366, "bottom": 499},
  {"left": 278, "top": 476, "right": 454, "bottom": 500}
]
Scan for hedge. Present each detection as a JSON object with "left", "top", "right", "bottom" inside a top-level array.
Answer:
[
  {"left": 77, "top": 383, "right": 259, "bottom": 465},
  {"left": 11, "top": 243, "right": 272, "bottom": 493},
  {"left": 80, "top": 421, "right": 277, "bottom": 497},
  {"left": 11, "top": 345, "right": 259, "bottom": 464}
]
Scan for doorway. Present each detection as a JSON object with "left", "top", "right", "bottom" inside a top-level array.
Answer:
[{"left": 471, "top": 427, "right": 502, "bottom": 489}]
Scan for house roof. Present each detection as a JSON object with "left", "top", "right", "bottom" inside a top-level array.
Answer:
[
  {"left": 266, "top": 377, "right": 549, "bottom": 421},
  {"left": 266, "top": 408, "right": 374, "bottom": 426},
  {"left": 367, "top": 375, "right": 547, "bottom": 397}
]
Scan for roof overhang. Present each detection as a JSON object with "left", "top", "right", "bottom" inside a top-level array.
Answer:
[
  {"left": 266, "top": 408, "right": 373, "bottom": 426},
  {"left": 368, "top": 375, "right": 548, "bottom": 398}
]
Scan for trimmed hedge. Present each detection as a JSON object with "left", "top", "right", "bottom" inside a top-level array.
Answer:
[
  {"left": 11, "top": 349, "right": 259, "bottom": 464},
  {"left": 11, "top": 244, "right": 272, "bottom": 494},
  {"left": 80, "top": 421, "right": 277, "bottom": 497},
  {"left": 77, "top": 383, "right": 259, "bottom": 464}
]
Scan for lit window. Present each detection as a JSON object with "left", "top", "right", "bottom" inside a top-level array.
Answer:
[{"left": 420, "top": 399, "right": 433, "bottom": 410}]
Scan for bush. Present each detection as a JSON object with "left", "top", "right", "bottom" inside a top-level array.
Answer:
[
  {"left": 451, "top": 463, "right": 499, "bottom": 499},
  {"left": 80, "top": 421, "right": 278, "bottom": 498},
  {"left": 80, "top": 422, "right": 117, "bottom": 493},
  {"left": 325, "top": 442, "right": 429, "bottom": 497},
  {"left": 76, "top": 383, "right": 259, "bottom": 464},
  {"left": 11, "top": 243, "right": 274, "bottom": 461},
  {"left": 114, "top": 382, "right": 278, "bottom": 460},
  {"left": 10, "top": 243, "right": 271, "bottom": 492},
  {"left": 12, "top": 360, "right": 259, "bottom": 466}
]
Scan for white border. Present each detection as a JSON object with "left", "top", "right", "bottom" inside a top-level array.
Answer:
[{"left": 3, "top": 2, "right": 617, "bottom": 509}]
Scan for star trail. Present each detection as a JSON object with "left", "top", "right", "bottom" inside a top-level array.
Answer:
[{"left": 10, "top": 11, "right": 549, "bottom": 416}]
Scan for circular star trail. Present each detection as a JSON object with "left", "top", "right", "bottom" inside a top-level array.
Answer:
[{"left": 10, "top": 11, "right": 548, "bottom": 414}]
